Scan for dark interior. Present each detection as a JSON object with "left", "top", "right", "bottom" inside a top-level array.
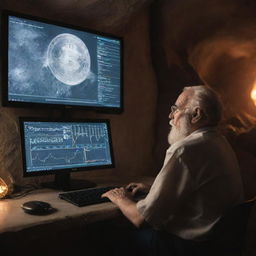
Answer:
[{"left": 0, "top": 0, "right": 256, "bottom": 255}]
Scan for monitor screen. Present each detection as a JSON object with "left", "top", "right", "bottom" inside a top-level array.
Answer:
[
  {"left": 2, "top": 11, "right": 123, "bottom": 113},
  {"left": 19, "top": 118, "right": 115, "bottom": 189}
]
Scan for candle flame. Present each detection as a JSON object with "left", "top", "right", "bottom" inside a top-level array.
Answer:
[{"left": 251, "top": 85, "right": 256, "bottom": 106}]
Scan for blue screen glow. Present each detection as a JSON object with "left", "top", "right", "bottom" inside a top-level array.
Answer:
[
  {"left": 22, "top": 121, "right": 113, "bottom": 173},
  {"left": 8, "top": 15, "right": 121, "bottom": 109}
]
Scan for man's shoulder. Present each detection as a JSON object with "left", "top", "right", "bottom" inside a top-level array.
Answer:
[{"left": 168, "top": 129, "right": 219, "bottom": 156}]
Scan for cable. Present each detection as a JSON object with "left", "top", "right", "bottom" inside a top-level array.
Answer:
[{"left": 5, "top": 183, "right": 41, "bottom": 199}]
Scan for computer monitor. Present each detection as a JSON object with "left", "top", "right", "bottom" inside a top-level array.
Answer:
[
  {"left": 1, "top": 10, "right": 123, "bottom": 113},
  {"left": 19, "top": 118, "right": 115, "bottom": 190}
]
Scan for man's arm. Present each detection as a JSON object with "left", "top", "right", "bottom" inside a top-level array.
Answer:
[{"left": 102, "top": 187, "right": 145, "bottom": 228}]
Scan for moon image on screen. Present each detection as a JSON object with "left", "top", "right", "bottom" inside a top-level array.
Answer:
[{"left": 47, "top": 33, "right": 91, "bottom": 86}]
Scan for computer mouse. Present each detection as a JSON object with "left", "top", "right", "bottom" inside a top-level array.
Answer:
[{"left": 21, "top": 201, "right": 53, "bottom": 215}]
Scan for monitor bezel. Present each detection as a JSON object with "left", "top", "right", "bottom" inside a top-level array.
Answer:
[
  {"left": 19, "top": 117, "right": 115, "bottom": 178},
  {"left": 1, "top": 10, "right": 124, "bottom": 114}
]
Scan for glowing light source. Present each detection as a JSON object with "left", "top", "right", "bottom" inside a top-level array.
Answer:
[
  {"left": 0, "top": 178, "right": 8, "bottom": 199},
  {"left": 251, "top": 85, "right": 256, "bottom": 106}
]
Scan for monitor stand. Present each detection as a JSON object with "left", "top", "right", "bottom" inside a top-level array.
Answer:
[{"left": 42, "top": 173, "right": 96, "bottom": 191}]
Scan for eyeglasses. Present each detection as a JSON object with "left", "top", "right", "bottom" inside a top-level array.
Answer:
[{"left": 170, "top": 105, "right": 179, "bottom": 114}]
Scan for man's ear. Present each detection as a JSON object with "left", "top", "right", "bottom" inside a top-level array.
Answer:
[{"left": 191, "top": 107, "right": 204, "bottom": 124}]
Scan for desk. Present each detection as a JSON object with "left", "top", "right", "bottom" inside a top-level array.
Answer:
[
  {"left": 0, "top": 187, "right": 125, "bottom": 256},
  {"left": 0, "top": 176, "right": 154, "bottom": 256},
  {"left": 0, "top": 188, "right": 121, "bottom": 234}
]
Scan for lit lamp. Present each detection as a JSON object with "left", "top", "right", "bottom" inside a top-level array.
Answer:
[
  {"left": 0, "top": 177, "right": 9, "bottom": 199},
  {"left": 250, "top": 86, "right": 256, "bottom": 106}
]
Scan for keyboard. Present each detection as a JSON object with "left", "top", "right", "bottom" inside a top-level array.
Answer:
[{"left": 59, "top": 186, "right": 117, "bottom": 207}]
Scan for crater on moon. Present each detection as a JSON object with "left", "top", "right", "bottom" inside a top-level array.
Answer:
[{"left": 47, "top": 33, "right": 91, "bottom": 86}]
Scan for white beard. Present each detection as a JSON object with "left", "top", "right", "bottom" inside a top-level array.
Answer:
[{"left": 168, "top": 114, "right": 191, "bottom": 145}]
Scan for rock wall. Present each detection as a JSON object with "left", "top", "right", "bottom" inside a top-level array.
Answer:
[{"left": 150, "top": 0, "right": 256, "bottom": 199}]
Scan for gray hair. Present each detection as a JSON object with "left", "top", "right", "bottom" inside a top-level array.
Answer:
[{"left": 184, "top": 85, "right": 223, "bottom": 126}]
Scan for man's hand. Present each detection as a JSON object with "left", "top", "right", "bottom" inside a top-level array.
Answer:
[
  {"left": 102, "top": 187, "right": 132, "bottom": 206},
  {"left": 125, "top": 182, "right": 150, "bottom": 196},
  {"left": 102, "top": 187, "right": 146, "bottom": 228}
]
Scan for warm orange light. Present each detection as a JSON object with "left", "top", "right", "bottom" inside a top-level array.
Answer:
[
  {"left": 0, "top": 178, "right": 8, "bottom": 199},
  {"left": 251, "top": 85, "right": 256, "bottom": 106}
]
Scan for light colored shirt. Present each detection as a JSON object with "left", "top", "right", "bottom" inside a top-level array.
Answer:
[{"left": 137, "top": 127, "right": 244, "bottom": 240}]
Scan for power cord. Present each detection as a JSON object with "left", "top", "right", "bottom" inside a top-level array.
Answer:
[{"left": 5, "top": 183, "right": 41, "bottom": 199}]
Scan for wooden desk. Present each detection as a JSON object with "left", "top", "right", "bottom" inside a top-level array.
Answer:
[
  {"left": 0, "top": 176, "right": 153, "bottom": 255},
  {"left": 0, "top": 188, "right": 121, "bottom": 234},
  {"left": 0, "top": 187, "right": 128, "bottom": 256}
]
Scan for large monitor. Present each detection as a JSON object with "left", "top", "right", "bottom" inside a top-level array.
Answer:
[
  {"left": 19, "top": 118, "right": 115, "bottom": 190},
  {"left": 1, "top": 11, "right": 123, "bottom": 113}
]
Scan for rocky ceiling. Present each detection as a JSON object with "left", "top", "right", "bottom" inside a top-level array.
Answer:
[
  {"left": 1, "top": 0, "right": 154, "bottom": 33},
  {"left": 149, "top": 0, "right": 256, "bottom": 131}
]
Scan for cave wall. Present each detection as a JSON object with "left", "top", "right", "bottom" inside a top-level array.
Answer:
[
  {"left": 0, "top": 0, "right": 255, "bottom": 254},
  {"left": 150, "top": 0, "right": 256, "bottom": 200},
  {"left": 0, "top": 0, "right": 157, "bottom": 185}
]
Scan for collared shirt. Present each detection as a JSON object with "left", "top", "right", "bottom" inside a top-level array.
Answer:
[{"left": 137, "top": 127, "right": 244, "bottom": 240}]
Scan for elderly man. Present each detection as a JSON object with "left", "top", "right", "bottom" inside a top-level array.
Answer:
[{"left": 102, "top": 85, "right": 244, "bottom": 255}]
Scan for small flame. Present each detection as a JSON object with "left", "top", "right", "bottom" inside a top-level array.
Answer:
[{"left": 251, "top": 85, "right": 256, "bottom": 106}]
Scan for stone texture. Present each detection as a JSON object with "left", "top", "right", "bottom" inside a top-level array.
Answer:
[
  {"left": 150, "top": 0, "right": 256, "bottom": 183},
  {"left": 0, "top": 0, "right": 255, "bottom": 255},
  {"left": 2, "top": 0, "right": 153, "bottom": 33}
]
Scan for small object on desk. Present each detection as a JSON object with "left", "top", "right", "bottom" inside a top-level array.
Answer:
[
  {"left": 0, "top": 177, "right": 9, "bottom": 198},
  {"left": 59, "top": 186, "right": 117, "bottom": 207},
  {"left": 21, "top": 201, "right": 54, "bottom": 215}
]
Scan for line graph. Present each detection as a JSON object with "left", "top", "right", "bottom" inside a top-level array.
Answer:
[
  {"left": 32, "top": 148, "right": 84, "bottom": 165},
  {"left": 71, "top": 124, "right": 106, "bottom": 145},
  {"left": 24, "top": 121, "right": 112, "bottom": 171}
]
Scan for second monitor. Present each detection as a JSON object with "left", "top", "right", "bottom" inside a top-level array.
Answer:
[{"left": 19, "top": 118, "right": 115, "bottom": 190}]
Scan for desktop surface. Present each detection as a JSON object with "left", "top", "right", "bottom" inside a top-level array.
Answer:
[
  {"left": 0, "top": 183, "right": 126, "bottom": 256},
  {"left": 0, "top": 175, "right": 153, "bottom": 234},
  {"left": 0, "top": 187, "right": 119, "bottom": 234}
]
